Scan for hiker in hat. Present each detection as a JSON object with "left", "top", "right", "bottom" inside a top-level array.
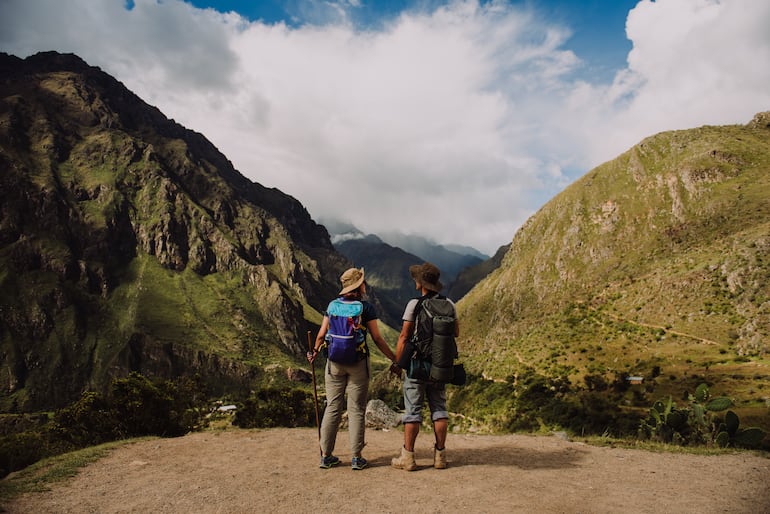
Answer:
[
  {"left": 392, "top": 262, "right": 459, "bottom": 471},
  {"left": 307, "top": 267, "right": 399, "bottom": 470}
]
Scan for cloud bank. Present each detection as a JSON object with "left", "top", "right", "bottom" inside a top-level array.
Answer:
[{"left": 1, "top": 0, "right": 769, "bottom": 254}]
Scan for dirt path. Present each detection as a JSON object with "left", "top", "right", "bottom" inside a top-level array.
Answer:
[{"left": 3, "top": 428, "right": 770, "bottom": 513}]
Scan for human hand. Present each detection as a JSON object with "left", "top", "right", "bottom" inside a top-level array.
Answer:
[
  {"left": 389, "top": 362, "right": 402, "bottom": 378},
  {"left": 307, "top": 350, "right": 318, "bottom": 364}
]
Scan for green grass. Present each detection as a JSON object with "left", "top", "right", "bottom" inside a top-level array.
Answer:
[
  {"left": 575, "top": 434, "right": 765, "bottom": 456},
  {"left": 107, "top": 254, "right": 286, "bottom": 364}
]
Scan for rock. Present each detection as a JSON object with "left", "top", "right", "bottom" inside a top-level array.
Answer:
[
  {"left": 552, "top": 431, "right": 570, "bottom": 441},
  {"left": 286, "top": 368, "right": 312, "bottom": 383},
  {"left": 747, "top": 110, "right": 770, "bottom": 129},
  {"left": 365, "top": 399, "right": 401, "bottom": 429}
]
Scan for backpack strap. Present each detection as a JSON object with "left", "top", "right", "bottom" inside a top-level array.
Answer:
[
  {"left": 411, "top": 292, "right": 441, "bottom": 356},
  {"left": 414, "top": 292, "right": 443, "bottom": 323}
]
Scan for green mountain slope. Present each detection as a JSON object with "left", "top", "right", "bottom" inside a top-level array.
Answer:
[
  {"left": 0, "top": 52, "right": 349, "bottom": 411},
  {"left": 457, "top": 113, "right": 770, "bottom": 425}
]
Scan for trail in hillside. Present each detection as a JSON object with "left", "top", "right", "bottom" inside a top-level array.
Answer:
[
  {"left": 4, "top": 428, "right": 770, "bottom": 513},
  {"left": 589, "top": 271, "right": 724, "bottom": 346},
  {"left": 598, "top": 309, "right": 721, "bottom": 345}
]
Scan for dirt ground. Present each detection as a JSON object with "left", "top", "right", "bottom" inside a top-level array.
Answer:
[{"left": 3, "top": 427, "right": 770, "bottom": 513}]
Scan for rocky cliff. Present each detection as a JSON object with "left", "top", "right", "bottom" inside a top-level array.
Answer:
[{"left": 0, "top": 52, "right": 349, "bottom": 411}]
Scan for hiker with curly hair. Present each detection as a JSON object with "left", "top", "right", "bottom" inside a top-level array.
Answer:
[
  {"left": 392, "top": 262, "right": 459, "bottom": 471},
  {"left": 307, "top": 267, "right": 399, "bottom": 470}
]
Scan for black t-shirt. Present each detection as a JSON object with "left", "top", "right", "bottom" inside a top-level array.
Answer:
[{"left": 361, "top": 301, "right": 378, "bottom": 324}]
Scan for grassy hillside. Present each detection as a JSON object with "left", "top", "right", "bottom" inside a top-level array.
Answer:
[{"left": 456, "top": 113, "right": 770, "bottom": 432}]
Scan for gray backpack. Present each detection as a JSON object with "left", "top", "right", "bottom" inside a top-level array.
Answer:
[{"left": 412, "top": 295, "right": 458, "bottom": 382}]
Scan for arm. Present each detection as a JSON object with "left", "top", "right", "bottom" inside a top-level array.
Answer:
[
  {"left": 307, "top": 316, "right": 329, "bottom": 363},
  {"left": 395, "top": 298, "right": 418, "bottom": 365},
  {"left": 395, "top": 320, "right": 415, "bottom": 364}
]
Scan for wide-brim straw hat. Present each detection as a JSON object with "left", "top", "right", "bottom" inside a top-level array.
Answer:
[
  {"left": 339, "top": 267, "right": 365, "bottom": 294},
  {"left": 409, "top": 262, "right": 443, "bottom": 292}
]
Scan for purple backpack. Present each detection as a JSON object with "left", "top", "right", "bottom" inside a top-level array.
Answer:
[{"left": 325, "top": 299, "right": 367, "bottom": 363}]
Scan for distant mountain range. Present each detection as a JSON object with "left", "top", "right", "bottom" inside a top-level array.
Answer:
[
  {"left": 333, "top": 234, "right": 422, "bottom": 327},
  {"left": 321, "top": 218, "right": 489, "bottom": 278},
  {"left": 320, "top": 218, "right": 500, "bottom": 324}
]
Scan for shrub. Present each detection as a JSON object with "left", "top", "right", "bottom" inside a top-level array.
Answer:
[
  {"left": 0, "top": 431, "right": 66, "bottom": 478},
  {"left": 49, "top": 391, "right": 121, "bottom": 446},
  {"left": 110, "top": 373, "right": 206, "bottom": 437},
  {"left": 0, "top": 373, "right": 210, "bottom": 479},
  {"left": 232, "top": 388, "right": 316, "bottom": 429}
]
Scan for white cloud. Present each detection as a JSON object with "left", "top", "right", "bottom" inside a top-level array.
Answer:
[
  {"left": 579, "top": 0, "right": 770, "bottom": 165},
  {"left": 1, "top": 0, "right": 769, "bottom": 254}
]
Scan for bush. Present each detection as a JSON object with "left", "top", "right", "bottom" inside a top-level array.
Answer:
[
  {"left": 50, "top": 391, "right": 121, "bottom": 446},
  {"left": 565, "top": 392, "right": 642, "bottom": 437},
  {"left": 449, "top": 370, "right": 644, "bottom": 437},
  {"left": 448, "top": 374, "right": 517, "bottom": 430},
  {"left": 0, "top": 373, "right": 210, "bottom": 479},
  {"left": 0, "top": 431, "right": 69, "bottom": 478},
  {"left": 232, "top": 388, "right": 316, "bottom": 429},
  {"left": 110, "top": 373, "right": 206, "bottom": 438}
]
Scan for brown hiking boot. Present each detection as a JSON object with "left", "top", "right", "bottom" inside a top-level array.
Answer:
[
  {"left": 434, "top": 446, "right": 447, "bottom": 469},
  {"left": 391, "top": 446, "right": 417, "bottom": 471}
]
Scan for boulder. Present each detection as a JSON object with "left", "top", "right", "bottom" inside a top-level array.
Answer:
[
  {"left": 365, "top": 399, "right": 401, "bottom": 429},
  {"left": 286, "top": 368, "right": 312, "bottom": 383}
]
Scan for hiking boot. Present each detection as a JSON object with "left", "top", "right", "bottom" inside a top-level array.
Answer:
[
  {"left": 391, "top": 447, "right": 417, "bottom": 471},
  {"left": 319, "top": 455, "right": 340, "bottom": 469},
  {"left": 434, "top": 446, "right": 447, "bottom": 469},
  {"left": 351, "top": 457, "right": 368, "bottom": 470}
]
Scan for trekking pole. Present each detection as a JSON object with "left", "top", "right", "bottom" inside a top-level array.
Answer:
[{"left": 307, "top": 330, "right": 322, "bottom": 453}]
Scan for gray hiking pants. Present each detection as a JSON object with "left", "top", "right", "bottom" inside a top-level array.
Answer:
[{"left": 320, "top": 358, "right": 369, "bottom": 457}]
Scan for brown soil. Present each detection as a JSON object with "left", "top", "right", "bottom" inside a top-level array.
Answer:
[{"left": 3, "top": 428, "right": 770, "bottom": 513}]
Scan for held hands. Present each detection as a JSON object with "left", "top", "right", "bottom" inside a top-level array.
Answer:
[{"left": 389, "top": 362, "right": 402, "bottom": 378}]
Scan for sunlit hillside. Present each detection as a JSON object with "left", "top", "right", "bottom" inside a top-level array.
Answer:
[{"left": 457, "top": 112, "right": 770, "bottom": 429}]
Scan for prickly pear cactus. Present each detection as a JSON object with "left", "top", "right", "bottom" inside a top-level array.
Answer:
[
  {"left": 666, "top": 410, "right": 686, "bottom": 430},
  {"left": 639, "top": 383, "right": 768, "bottom": 448},
  {"left": 732, "top": 427, "right": 767, "bottom": 448},
  {"left": 715, "top": 431, "right": 730, "bottom": 447},
  {"left": 705, "top": 397, "right": 733, "bottom": 412},
  {"left": 694, "top": 383, "right": 709, "bottom": 403}
]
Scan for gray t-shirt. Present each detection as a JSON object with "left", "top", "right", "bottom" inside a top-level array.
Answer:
[{"left": 402, "top": 298, "right": 420, "bottom": 322}]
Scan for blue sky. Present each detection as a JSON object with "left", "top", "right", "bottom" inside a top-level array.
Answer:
[{"left": 2, "top": 0, "right": 769, "bottom": 254}]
